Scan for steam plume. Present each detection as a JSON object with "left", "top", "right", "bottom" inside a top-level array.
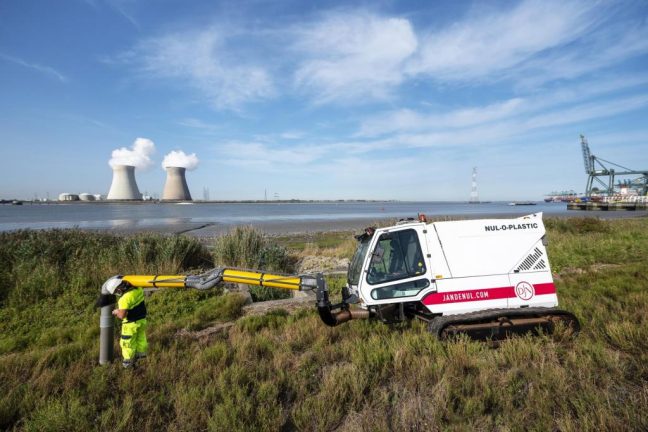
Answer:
[
  {"left": 162, "top": 150, "right": 199, "bottom": 171},
  {"left": 109, "top": 138, "right": 156, "bottom": 169}
]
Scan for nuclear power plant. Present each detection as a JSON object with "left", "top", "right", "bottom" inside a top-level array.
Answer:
[
  {"left": 107, "top": 165, "right": 142, "bottom": 200},
  {"left": 162, "top": 166, "right": 192, "bottom": 201}
]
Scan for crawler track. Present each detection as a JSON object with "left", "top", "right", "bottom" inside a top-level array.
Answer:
[{"left": 428, "top": 307, "right": 580, "bottom": 340}]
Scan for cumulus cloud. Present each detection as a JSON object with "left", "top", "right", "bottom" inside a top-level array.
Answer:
[
  {"left": 109, "top": 138, "right": 155, "bottom": 169},
  {"left": 162, "top": 150, "right": 200, "bottom": 170}
]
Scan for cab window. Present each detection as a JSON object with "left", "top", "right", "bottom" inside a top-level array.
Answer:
[
  {"left": 371, "top": 279, "right": 429, "bottom": 300},
  {"left": 366, "top": 229, "right": 426, "bottom": 285}
]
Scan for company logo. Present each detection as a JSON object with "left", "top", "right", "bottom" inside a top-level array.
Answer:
[
  {"left": 484, "top": 223, "right": 538, "bottom": 232},
  {"left": 515, "top": 281, "right": 535, "bottom": 300}
]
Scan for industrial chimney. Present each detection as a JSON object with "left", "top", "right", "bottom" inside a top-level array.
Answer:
[
  {"left": 162, "top": 166, "right": 192, "bottom": 201},
  {"left": 107, "top": 165, "right": 142, "bottom": 200}
]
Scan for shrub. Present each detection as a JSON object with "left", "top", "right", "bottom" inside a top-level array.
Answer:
[
  {"left": 545, "top": 217, "right": 610, "bottom": 234},
  {"left": 212, "top": 226, "right": 294, "bottom": 272},
  {"left": 212, "top": 226, "right": 294, "bottom": 301},
  {"left": 0, "top": 230, "right": 211, "bottom": 307}
]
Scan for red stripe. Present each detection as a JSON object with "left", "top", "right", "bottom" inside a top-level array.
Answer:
[
  {"left": 422, "top": 282, "right": 556, "bottom": 305},
  {"left": 534, "top": 282, "right": 556, "bottom": 295}
]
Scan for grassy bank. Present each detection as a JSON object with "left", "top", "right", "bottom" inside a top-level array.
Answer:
[{"left": 1, "top": 218, "right": 647, "bottom": 431}]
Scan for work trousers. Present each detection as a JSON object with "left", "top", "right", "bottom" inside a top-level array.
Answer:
[{"left": 120, "top": 319, "right": 148, "bottom": 361}]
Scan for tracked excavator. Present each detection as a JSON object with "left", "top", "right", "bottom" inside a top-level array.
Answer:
[{"left": 97, "top": 213, "right": 579, "bottom": 353}]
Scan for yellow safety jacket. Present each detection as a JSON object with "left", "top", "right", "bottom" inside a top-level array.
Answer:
[{"left": 117, "top": 287, "right": 147, "bottom": 324}]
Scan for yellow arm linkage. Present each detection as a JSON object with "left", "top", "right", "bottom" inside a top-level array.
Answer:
[{"left": 122, "top": 268, "right": 307, "bottom": 291}]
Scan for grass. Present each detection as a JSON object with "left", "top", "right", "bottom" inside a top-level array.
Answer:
[
  {"left": 212, "top": 226, "right": 294, "bottom": 301},
  {"left": 0, "top": 217, "right": 647, "bottom": 431}
]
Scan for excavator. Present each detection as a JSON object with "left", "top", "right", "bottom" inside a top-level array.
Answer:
[{"left": 97, "top": 213, "right": 579, "bottom": 362}]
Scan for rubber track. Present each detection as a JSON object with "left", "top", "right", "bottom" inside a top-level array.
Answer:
[{"left": 428, "top": 307, "right": 580, "bottom": 340}]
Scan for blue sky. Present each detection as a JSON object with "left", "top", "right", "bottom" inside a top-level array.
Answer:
[{"left": 1, "top": 0, "right": 647, "bottom": 201}]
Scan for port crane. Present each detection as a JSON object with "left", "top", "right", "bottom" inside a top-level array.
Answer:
[{"left": 580, "top": 134, "right": 648, "bottom": 197}]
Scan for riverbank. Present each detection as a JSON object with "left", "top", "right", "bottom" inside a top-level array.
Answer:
[{"left": 90, "top": 210, "right": 648, "bottom": 241}]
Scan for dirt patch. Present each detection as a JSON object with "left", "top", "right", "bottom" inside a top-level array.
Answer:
[
  {"left": 176, "top": 322, "right": 235, "bottom": 342},
  {"left": 298, "top": 255, "right": 350, "bottom": 274},
  {"left": 176, "top": 294, "right": 315, "bottom": 342},
  {"left": 557, "top": 263, "right": 623, "bottom": 279}
]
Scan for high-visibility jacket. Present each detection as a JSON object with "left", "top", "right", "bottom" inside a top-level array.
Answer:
[{"left": 117, "top": 287, "right": 147, "bottom": 323}]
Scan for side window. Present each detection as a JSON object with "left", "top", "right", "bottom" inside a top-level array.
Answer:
[
  {"left": 366, "top": 229, "right": 426, "bottom": 285},
  {"left": 371, "top": 279, "right": 430, "bottom": 300}
]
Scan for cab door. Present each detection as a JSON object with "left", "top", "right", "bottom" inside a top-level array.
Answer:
[{"left": 360, "top": 226, "right": 431, "bottom": 304}]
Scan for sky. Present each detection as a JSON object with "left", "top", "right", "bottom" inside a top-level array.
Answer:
[{"left": 1, "top": 0, "right": 647, "bottom": 201}]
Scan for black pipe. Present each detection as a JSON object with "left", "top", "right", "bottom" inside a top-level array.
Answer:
[{"left": 314, "top": 273, "right": 370, "bottom": 326}]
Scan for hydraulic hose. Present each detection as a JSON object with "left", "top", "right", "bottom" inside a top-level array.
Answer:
[{"left": 98, "top": 268, "right": 361, "bottom": 364}]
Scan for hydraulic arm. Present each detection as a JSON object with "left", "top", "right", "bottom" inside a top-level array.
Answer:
[
  {"left": 97, "top": 267, "right": 370, "bottom": 364},
  {"left": 122, "top": 268, "right": 314, "bottom": 291}
]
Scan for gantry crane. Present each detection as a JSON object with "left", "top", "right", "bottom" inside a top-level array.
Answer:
[{"left": 580, "top": 134, "right": 648, "bottom": 197}]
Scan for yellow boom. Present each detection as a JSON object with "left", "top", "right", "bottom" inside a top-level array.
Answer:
[{"left": 122, "top": 268, "right": 304, "bottom": 291}]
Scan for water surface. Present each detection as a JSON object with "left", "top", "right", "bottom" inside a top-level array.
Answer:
[{"left": 0, "top": 201, "right": 574, "bottom": 233}]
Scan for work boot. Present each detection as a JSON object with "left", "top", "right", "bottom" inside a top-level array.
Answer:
[
  {"left": 122, "top": 359, "right": 135, "bottom": 369},
  {"left": 135, "top": 353, "right": 147, "bottom": 360}
]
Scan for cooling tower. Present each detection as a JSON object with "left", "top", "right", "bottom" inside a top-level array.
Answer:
[
  {"left": 107, "top": 165, "right": 142, "bottom": 200},
  {"left": 162, "top": 166, "right": 192, "bottom": 201}
]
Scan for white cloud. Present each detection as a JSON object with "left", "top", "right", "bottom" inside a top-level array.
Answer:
[
  {"left": 358, "top": 73, "right": 648, "bottom": 137},
  {"left": 219, "top": 141, "right": 328, "bottom": 167},
  {"left": 109, "top": 137, "right": 156, "bottom": 169},
  {"left": 406, "top": 0, "right": 599, "bottom": 82},
  {"left": 113, "top": 2, "right": 648, "bottom": 108},
  {"left": 122, "top": 28, "right": 275, "bottom": 110},
  {"left": 177, "top": 118, "right": 222, "bottom": 132},
  {"left": 524, "top": 94, "right": 648, "bottom": 129},
  {"left": 162, "top": 150, "right": 199, "bottom": 170},
  {"left": 293, "top": 12, "right": 417, "bottom": 103},
  {"left": 280, "top": 131, "right": 304, "bottom": 140},
  {"left": 357, "top": 98, "right": 525, "bottom": 137},
  {"left": 0, "top": 53, "right": 67, "bottom": 82}
]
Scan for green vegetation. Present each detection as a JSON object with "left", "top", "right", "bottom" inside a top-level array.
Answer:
[
  {"left": 1, "top": 218, "right": 647, "bottom": 431},
  {"left": 212, "top": 226, "right": 293, "bottom": 301}
]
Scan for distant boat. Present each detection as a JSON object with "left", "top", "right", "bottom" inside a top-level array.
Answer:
[{"left": 508, "top": 201, "right": 537, "bottom": 206}]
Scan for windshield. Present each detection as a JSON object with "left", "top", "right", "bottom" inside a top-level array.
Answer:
[
  {"left": 348, "top": 237, "right": 370, "bottom": 285},
  {"left": 366, "top": 229, "right": 426, "bottom": 285}
]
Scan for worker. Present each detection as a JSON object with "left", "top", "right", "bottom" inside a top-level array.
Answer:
[{"left": 104, "top": 277, "right": 148, "bottom": 368}]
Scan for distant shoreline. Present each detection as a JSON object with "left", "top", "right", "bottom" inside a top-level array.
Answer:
[{"left": 3, "top": 199, "right": 401, "bottom": 205}]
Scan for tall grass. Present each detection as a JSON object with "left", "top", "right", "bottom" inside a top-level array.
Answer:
[
  {"left": 1, "top": 219, "right": 647, "bottom": 431},
  {"left": 0, "top": 230, "right": 211, "bottom": 308},
  {"left": 212, "top": 226, "right": 294, "bottom": 301}
]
